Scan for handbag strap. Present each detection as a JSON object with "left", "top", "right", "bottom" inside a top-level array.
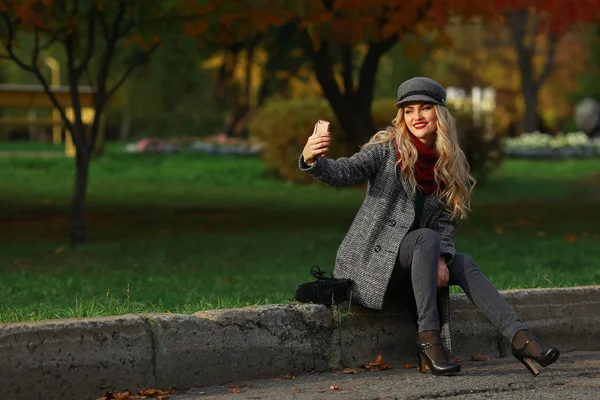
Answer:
[{"left": 310, "top": 265, "right": 333, "bottom": 280}]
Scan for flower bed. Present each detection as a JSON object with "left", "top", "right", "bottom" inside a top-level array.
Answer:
[
  {"left": 503, "top": 132, "right": 600, "bottom": 159},
  {"left": 124, "top": 134, "right": 263, "bottom": 156}
]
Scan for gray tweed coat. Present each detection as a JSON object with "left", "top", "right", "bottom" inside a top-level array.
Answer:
[{"left": 299, "top": 142, "right": 458, "bottom": 310}]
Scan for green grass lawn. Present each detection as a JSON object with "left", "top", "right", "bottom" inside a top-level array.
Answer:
[{"left": 0, "top": 147, "right": 599, "bottom": 323}]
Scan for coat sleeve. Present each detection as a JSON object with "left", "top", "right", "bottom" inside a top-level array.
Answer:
[
  {"left": 298, "top": 143, "right": 389, "bottom": 187},
  {"left": 431, "top": 206, "right": 458, "bottom": 265}
]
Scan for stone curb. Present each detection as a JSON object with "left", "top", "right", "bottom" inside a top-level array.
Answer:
[{"left": 1, "top": 286, "right": 598, "bottom": 400}]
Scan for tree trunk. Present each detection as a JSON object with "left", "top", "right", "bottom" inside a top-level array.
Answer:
[
  {"left": 70, "top": 144, "right": 90, "bottom": 245},
  {"left": 301, "top": 32, "right": 396, "bottom": 147},
  {"left": 522, "top": 82, "right": 539, "bottom": 133},
  {"left": 507, "top": 10, "right": 558, "bottom": 134}
]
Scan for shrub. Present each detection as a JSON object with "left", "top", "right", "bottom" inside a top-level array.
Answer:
[
  {"left": 449, "top": 105, "right": 503, "bottom": 185},
  {"left": 248, "top": 98, "right": 355, "bottom": 183}
]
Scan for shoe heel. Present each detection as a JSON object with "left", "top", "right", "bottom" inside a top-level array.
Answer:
[
  {"left": 520, "top": 357, "right": 539, "bottom": 377},
  {"left": 417, "top": 352, "right": 428, "bottom": 373}
]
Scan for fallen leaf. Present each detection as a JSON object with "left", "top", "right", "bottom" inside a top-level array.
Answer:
[
  {"left": 402, "top": 363, "right": 416, "bottom": 369},
  {"left": 284, "top": 375, "right": 296, "bottom": 380},
  {"left": 330, "top": 386, "right": 341, "bottom": 391},
  {"left": 494, "top": 226, "right": 504, "bottom": 234},
  {"left": 54, "top": 246, "right": 65, "bottom": 254},
  {"left": 341, "top": 367, "right": 359, "bottom": 374},
  {"left": 29, "top": 311, "right": 37, "bottom": 317},
  {"left": 98, "top": 391, "right": 133, "bottom": 400},
  {"left": 167, "top": 310, "right": 173, "bottom": 314},
  {"left": 471, "top": 353, "right": 491, "bottom": 362},
  {"left": 293, "top": 388, "right": 302, "bottom": 393},
  {"left": 362, "top": 354, "right": 393, "bottom": 371},
  {"left": 562, "top": 234, "right": 577, "bottom": 243},
  {"left": 138, "top": 388, "right": 173, "bottom": 398},
  {"left": 230, "top": 386, "right": 241, "bottom": 393},
  {"left": 454, "top": 357, "right": 463, "bottom": 363}
]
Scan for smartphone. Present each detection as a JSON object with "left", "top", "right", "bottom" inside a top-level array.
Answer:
[{"left": 315, "top": 119, "right": 330, "bottom": 136}]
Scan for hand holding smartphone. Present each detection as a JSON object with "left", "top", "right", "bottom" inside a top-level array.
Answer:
[{"left": 303, "top": 119, "right": 332, "bottom": 165}]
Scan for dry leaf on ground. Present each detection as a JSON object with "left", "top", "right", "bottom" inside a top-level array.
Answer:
[
  {"left": 230, "top": 386, "right": 242, "bottom": 393},
  {"left": 283, "top": 375, "right": 296, "bottom": 380},
  {"left": 362, "top": 355, "right": 393, "bottom": 371},
  {"left": 330, "top": 386, "right": 341, "bottom": 391},
  {"left": 471, "top": 353, "right": 491, "bottom": 362},
  {"left": 139, "top": 388, "right": 175, "bottom": 398},
  {"left": 454, "top": 357, "right": 463, "bottom": 363},
  {"left": 402, "top": 363, "right": 416, "bottom": 369},
  {"left": 98, "top": 388, "right": 175, "bottom": 400},
  {"left": 97, "top": 391, "right": 132, "bottom": 400},
  {"left": 293, "top": 388, "right": 303, "bottom": 393}
]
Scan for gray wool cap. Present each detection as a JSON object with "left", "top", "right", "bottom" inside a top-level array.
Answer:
[{"left": 395, "top": 77, "right": 447, "bottom": 108}]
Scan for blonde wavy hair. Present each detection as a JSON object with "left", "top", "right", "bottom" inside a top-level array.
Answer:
[{"left": 365, "top": 104, "right": 476, "bottom": 220}]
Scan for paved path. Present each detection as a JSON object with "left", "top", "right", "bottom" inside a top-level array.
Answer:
[{"left": 170, "top": 351, "right": 600, "bottom": 399}]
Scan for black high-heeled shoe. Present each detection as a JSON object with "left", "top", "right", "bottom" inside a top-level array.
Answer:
[
  {"left": 512, "top": 336, "right": 560, "bottom": 376},
  {"left": 416, "top": 341, "right": 461, "bottom": 376}
]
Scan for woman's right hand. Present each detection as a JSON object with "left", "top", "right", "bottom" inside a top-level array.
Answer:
[{"left": 302, "top": 122, "right": 332, "bottom": 165}]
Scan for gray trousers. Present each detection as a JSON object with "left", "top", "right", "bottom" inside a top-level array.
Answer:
[{"left": 393, "top": 228, "right": 527, "bottom": 341}]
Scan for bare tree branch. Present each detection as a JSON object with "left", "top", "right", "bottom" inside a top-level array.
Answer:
[
  {"left": 31, "top": 25, "right": 41, "bottom": 66},
  {"left": 98, "top": 8, "right": 110, "bottom": 40},
  {"left": 341, "top": 44, "right": 354, "bottom": 98},
  {"left": 1, "top": 12, "right": 35, "bottom": 72},
  {"left": 39, "top": 27, "right": 65, "bottom": 51},
  {"left": 356, "top": 34, "right": 397, "bottom": 111},
  {"left": 74, "top": 6, "right": 97, "bottom": 77}
]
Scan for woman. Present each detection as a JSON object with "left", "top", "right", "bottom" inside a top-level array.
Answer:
[{"left": 299, "top": 77, "right": 560, "bottom": 376}]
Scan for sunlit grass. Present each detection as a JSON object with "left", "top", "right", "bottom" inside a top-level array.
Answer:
[{"left": 1, "top": 148, "right": 599, "bottom": 323}]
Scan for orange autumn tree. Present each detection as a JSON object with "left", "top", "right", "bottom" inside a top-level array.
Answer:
[
  {"left": 0, "top": 0, "right": 209, "bottom": 244},
  {"left": 190, "top": 0, "right": 464, "bottom": 145},
  {"left": 197, "top": 0, "right": 600, "bottom": 142},
  {"left": 492, "top": 0, "right": 600, "bottom": 132}
]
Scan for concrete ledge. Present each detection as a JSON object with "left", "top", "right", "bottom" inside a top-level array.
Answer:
[
  {"left": 0, "top": 286, "right": 599, "bottom": 399},
  {"left": 0, "top": 315, "right": 154, "bottom": 400},
  {"left": 454, "top": 285, "right": 600, "bottom": 357},
  {"left": 148, "top": 304, "right": 332, "bottom": 389}
]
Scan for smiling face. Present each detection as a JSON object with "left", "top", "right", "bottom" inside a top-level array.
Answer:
[{"left": 403, "top": 102, "right": 438, "bottom": 147}]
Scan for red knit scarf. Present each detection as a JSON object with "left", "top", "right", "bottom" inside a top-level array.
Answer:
[{"left": 395, "top": 135, "right": 440, "bottom": 194}]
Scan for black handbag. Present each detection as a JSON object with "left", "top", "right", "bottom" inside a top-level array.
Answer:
[{"left": 294, "top": 266, "right": 353, "bottom": 307}]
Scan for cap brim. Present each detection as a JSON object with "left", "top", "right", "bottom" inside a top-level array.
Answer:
[{"left": 395, "top": 94, "right": 444, "bottom": 108}]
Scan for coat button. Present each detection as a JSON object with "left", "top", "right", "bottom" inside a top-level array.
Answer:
[
  {"left": 388, "top": 219, "right": 396, "bottom": 227},
  {"left": 374, "top": 245, "right": 381, "bottom": 252}
]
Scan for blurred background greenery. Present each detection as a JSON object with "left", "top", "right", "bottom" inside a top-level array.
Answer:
[{"left": 1, "top": 1, "right": 599, "bottom": 322}]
